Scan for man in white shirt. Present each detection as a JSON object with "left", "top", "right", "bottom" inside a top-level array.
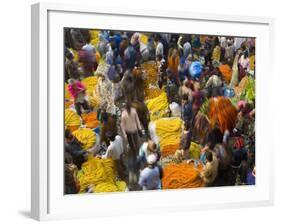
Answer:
[
  {"left": 155, "top": 36, "right": 164, "bottom": 59},
  {"left": 102, "top": 131, "right": 125, "bottom": 180}
]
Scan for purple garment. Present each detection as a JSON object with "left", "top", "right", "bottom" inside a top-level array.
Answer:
[
  {"left": 247, "top": 170, "right": 255, "bottom": 185},
  {"left": 107, "top": 65, "right": 118, "bottom": 81}
]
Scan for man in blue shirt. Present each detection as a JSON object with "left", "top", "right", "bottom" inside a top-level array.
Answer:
[
  {"left": 138, "top": 154, "right": 163, "bottom": 190},
  {"left": 181, "top": 93, "right": 193, "bottom": 123}
]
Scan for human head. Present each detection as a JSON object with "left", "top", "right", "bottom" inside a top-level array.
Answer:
[
  {"left": 154, "top": 34, "right": 160, "bottom": 42},
  {"left": 147, "top": 140, "right": 157, "bottom": 153},
  {"left": 106, "top": 131, "right": 116, "bottom": 142},
  {"left": 147, "top": 153, "right": 157, "bottom": 165},
  {"left": 167, "top": 69, "right": 173, "bottom": 80},
  {"left": 243, "top": 50, "right": 249, "bottom": 58},
  {"left": 182, "top": 94, "right": 189, "bottom": 104},
  {"left": 214, "top": 37, "right": 220, "bottom": 46},
  {"left": 156, "top": 54, "right": 163, "bottom": 62},
  {"left": 205, "top": 150, "right": 213, "bottom": 162},
  {"left": 65, "top": 129, "right": 74, "bottom": 143},
  {"left": 125, "top": 100, "right": 132, "bottom": 114},
  {"left": 65, "top": 48, "right": 74, "bottom": 60},
  {"left": 249, "top": 46, "right": 255, "bottom": 56},
  {"left": 184, "top": 121, "right": 191, "bottom": 131},
  {"left": 68, "top": 78, "right": 75, "bottom": 85}
]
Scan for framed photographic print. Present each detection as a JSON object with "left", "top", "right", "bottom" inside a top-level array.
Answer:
[{"left": 31, "top": 2, "right": 274, "bottom": 221}]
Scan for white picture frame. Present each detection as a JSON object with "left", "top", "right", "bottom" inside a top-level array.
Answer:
[{"left": 31, "top": 2, "right": 275, "bottom": 221}]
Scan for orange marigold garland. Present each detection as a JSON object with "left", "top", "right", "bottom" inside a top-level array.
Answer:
[
  {"left": 162, "top": 163, "right": 204, "bottom": 189},
  {"left": 209, "top": 96, "right": 238, "bottom": 133},
  {"left": 81, "top": 112, "right": 99, "bottom": 129},
  {"left": 219, "top": 64, "right": 232, "bottom": 84},
  {"left": 162, "top": 144, "right": 180, "bottom": 157}
]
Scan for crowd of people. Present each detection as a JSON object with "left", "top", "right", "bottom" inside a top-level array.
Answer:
[{"left": 64, "top": 28, "right": 256, "bottom": 194}]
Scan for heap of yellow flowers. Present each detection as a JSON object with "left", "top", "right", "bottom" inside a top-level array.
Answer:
[
  {"left": 72, "top": 128, "right": 96, "bottom": 150},
  {"left": 65, "top": 109, "right": 81, "bottom": 132},
  {"left": 141, "top": 61, "right": 163, "bottom": 100},
  {"left": 144, "top": 88, "right": 164, "bottom": 101},
  {"left": 146, "top": 92, "right": 169, "bottom": 121},
  {"left": 155, "top": 117, "right": 182, "bottom": 149},
  {"left": 81, "top": 76, "right": 100, "bottom": 108},
  {"left": 81, "top": 76, "right": 98, "bottom": 96},
  {"left": 64, "top": 83, "right": 73, "bottom": 109},
  {"left": 77, "top": 156, "right": 127, "bottom": 193},
  {"left": 89, "top": 30, "right": 100, "bottom": 47}
]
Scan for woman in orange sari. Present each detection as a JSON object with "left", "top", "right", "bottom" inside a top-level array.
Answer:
[{"left": 167, "top": 47, "right": 180, "bottom": 85}]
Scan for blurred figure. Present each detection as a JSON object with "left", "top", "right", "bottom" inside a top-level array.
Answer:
[
  {"left": 200, "top": 150, "right": 219, "bottom": 186},
  {"left": 120, "top": 101, "right": 143, "bottom": 166},
  {"left": 138, "top": 154, "right": 163, "bottom": 190},
  {"left": 137, "top": 140, "right": 160, "bottom": 170},
  {"left": 179, "top": 121, "right": 192, "bottom": 159},
  {"left": 64, "top": 129, "right": 88, "bottom": 170},
  {"left": 181, "top": 93, "right": 193, "bottom": 123},
  {"left": 64, "top": 152, "right": 80, "bottom": 194},
  {"left": 102, "top": 131, "right": 126, "bottom": 180},
  {"left": 67, "top": 79, "right": 90, "bottom": 116}
]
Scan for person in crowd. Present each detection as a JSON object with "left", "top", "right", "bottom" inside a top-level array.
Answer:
[
  {"left": 181, "top": 38, "right": 192, "bottom": 60},
  {"left": 78, "top": 41, "right": 98, "bottom": 77},
  {"left": 191, "top": 81, "right": 204, "bottom": 116},
  {"left": 102, "top": 131, "right": 126, "bottom": 180},
  {"left": 64, "top": 152, "right": 80, "bottom": 194},
  {"left": 166, "top": 70, "right": 179, "bottom": 104},
  {"left": 178, "top": 79, "right": 193, "bottom": 102},
  {"left": 156, "top": 54, "right": 167, "bottom": 89},
  {"left": 65, "top": 48, "right": 81, "bottom": 81},
  {"left": 120, "top": 101, "right": 144, "bottom": 165},
  {"left": 65, "top": 129, "right": 88, "bottom": 170},
  {"left": 179, "top": 121, "right": 192, "bottom": 159},
  {"left": 178, "top": 57, "right": 189, "bottom": 83},
  {"left": 204, "top": 68, "right": 223, "bottom": 97},
  {"left": 67, "top": 79, "right": 91, "bottom": 116},
  {"left": 200, "top": 150, "right": 219, "bottom": 186},
  {"left": 181, "top": 93, "right": 193, "bottom": 123},
  {"left": 231, "top": 135, "right": 248, "bottom": 184},
  {"left": 123, "top": 43, "right": 137, "bottom": 70},
  {"left": 70, "top": 28, "right": 85, "bottom": 50},
  {"left": 137, "top": 140, "right": 161, "bottom": 170},
  {"left": 247, "top": 166, "right": 255, "bottom": 185},
  {"left": 224, "top": 38, "right": 235, "bottom": 63},
  {"left": 212, "top": 142, "right": 234, "bottom": 186},
  {"left": 238, "top": 50, "right": 250, "bottom": 81},
  {"left": 96, "top": 73, "right": 114, "bottom": 114},
  {"left": 138, "top": 154, "right": 163, "bottom": 190},
  {"left": 155, "top": 35, "right": 164, "bottom": 60},
  {"left": 167, "top": 47, "right": 180, "bottom": 85}
]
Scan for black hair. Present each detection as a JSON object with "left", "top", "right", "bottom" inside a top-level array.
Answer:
[
  {"left": 65, "top": 48, "right": 74, "bottom": 60},
  {"left": 65, "top": 129, "right": 73, "bottom": 139},
  {"left": 156, "top": 54, "right": 163, "bottom": 61},
  {"left": 126, "top": 100, "right": 132, "bottom": 114},
  {"left": 64, "top": 152, "right": 73, "bottom": 164},
  {"left": 154, "top": 34, "right": 160, "bottom": 42},
  {"left": 249, "top": 46, "right": 255, "bottom": 54},
  {"left": 207, "top": 127, "right": 223, "bottom": 149},
  {"left": 244, "top": 50, "right": 249, "bottom": 58},
  {"left": 214, "top": 37, "right": 220, "bottom": 46},
  {"left": 184, "top": 121, "right": 191, "bottom": 130},
  {"left": 106, "top": 131, "right": 116, "bottom": 142},
  {"left": 205, "top": 151, "right": 213, "bottom": 162},
  {"left": 182, "top": 94, "right": 189, "bottom": 101}
]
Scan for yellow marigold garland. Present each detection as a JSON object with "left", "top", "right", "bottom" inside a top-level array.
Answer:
[{"left": 72, "top": 128, "right": 96, "bottom": 150}]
